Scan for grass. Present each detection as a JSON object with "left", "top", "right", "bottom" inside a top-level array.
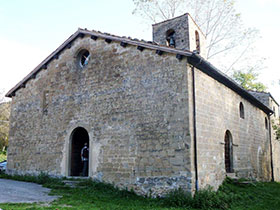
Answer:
[
  {"left": 0, "top": 151, "right": 6, "bottom": 162},
  {"left": 0, "top": 174, "right": 280, "bottom": 210}
]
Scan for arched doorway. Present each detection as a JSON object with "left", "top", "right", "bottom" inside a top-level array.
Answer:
[
  {"left": 224, "top": 130, "right": 233, "bottom": 173},
  {"left": 70, "top": 127, "right": 89, "bottom": 176}
]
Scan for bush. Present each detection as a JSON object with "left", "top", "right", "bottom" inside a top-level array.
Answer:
[
  {"left": 37, "top": 172, "right": 53, "bottom": 184},
  {"left": 158, "top": 178, "right": 250, "bottom": 209},
  {"left": 160, "top": 188, "right": 192, "bottom": 208},
  {"left": 0, "top": 151, "right": 6, "bottom": 162},
  {"left": 161, "top": 186, "right": 231, "bottom": 209},
  {"left": 193, "top": 187, "right": 232, "bottom": 209}
]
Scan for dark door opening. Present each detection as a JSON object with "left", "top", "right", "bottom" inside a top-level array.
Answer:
[
  {"left": 225, "top": 130, "right": 233, "bottom": 173},
  {"left": 70, "top": 127, "right": 89, "bottom": 176}
]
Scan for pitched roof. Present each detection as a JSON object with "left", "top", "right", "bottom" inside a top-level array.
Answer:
[
  {"left": 5, "top": 28, "right": 192, "bottom": 98},
  {"left": 187, "top": 53, "right": 273, "bottom": 115},
  {"left": 249, "top": 90, "right": 279, "bottom": 107},
  {"left": 5, "top": 28, "right": 273, "bottom": 115}
]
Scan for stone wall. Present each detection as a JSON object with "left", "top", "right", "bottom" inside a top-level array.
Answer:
[
  {"left": 187, "top": 15, "right": 207, "bottom": 58},
  {"left": 190, "top": 68, "right": 272, "bottom": 189},
  {"left": 270, "top": 97, "right": 280, "bottom": 181},
  {"left": 7, "top": 30, "right": 275, "bottom": 196},
  {"left": 7, "top": 35, "right": 192, "bottom": 196},
  {"left": 153, "top": 14, "right": 190, "bottom": 51},
  {"left": 248, "top": 91, "right": 280, "bottom": 182},
  {"left": 152, "top": 14, "right": 206, "bottom": 58}
]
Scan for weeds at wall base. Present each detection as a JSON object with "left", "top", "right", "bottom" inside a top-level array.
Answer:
[
  {"left": 0, "top": 174, "right": 280, "bottom": 210},
  {"left": 158, "top": 177, "right": 256, "bottom": 209}
]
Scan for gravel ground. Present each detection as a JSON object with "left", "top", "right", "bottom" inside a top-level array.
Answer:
[{"left": 0, "top": 179, "right": 59, "bottom": 203}]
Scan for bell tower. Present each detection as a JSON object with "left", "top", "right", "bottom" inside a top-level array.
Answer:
[{"left": 152, "top": 13, "right": 206, "bottom": 58}]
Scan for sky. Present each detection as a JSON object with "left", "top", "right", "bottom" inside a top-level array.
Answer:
[
  {"left": 0, "top": 0, "right": 280, "bottom": 102},
  {"left": 235, "top": 0, "right": 280, "bottom": 101}
]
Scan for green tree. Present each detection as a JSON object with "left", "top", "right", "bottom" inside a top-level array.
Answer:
[
  {"left": 232, "top": 69, "right": 267, "bottom": 91},
  {"left": 272, "top": 119, "right": 280, "bottom": 140},
  {"left": 0, "top": 91, "right": 10, "bottom": 151}
]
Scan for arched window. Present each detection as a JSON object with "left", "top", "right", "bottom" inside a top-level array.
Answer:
[
  {"left": 224, "top": 130, "right": 233, "bottom": 173},
  {"left": 239, "top": 102, "right": 244, "bottom": 119},
  {"left": 265, "top": 117, "right": 268, "bottom": 130},
  {"left": 195, "top": 31, "right": 200, "bottom": 53},
  {"left": 166, "top": 29, "right": 176, "bottom": 47}
]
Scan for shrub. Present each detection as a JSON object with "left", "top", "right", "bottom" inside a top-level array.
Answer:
[
  {"left": 160, "top": 188, "right": 192, "bottom": 208},
  {"left": 158, "top": 178, "right": 249, "bottom": 209},
  {"left": 193, "top": 187, "right": 233, "bottom": 209}
]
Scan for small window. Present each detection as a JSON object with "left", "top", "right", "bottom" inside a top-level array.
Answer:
[
  {"left": 166, "top": 29, "right": 176, "bottom": 47},
  {"left": 77, "top": 49, "right": 90, "bottom": 68},
  {"left": 195, "top": 31, "right": 200, "bottom": 53},
  {"left": 265, "top": 117, "right": 268, "bottom": 130},
  {"left": 42, "top": 90, "right": 50, "bottom": 115},
  {"left": 273, "top": 107, "right": 276, "bottom": 117},
  {"left": 239, "top": 102, "right": 244, "bottom": 119}
]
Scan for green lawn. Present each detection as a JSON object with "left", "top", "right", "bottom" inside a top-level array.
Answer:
[{"left": 0, "top": 174, "right": 280, "bottom": 210}]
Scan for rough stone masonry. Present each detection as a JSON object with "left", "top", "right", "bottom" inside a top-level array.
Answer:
[{"left": 6, "top": 13, "right": 279, "bottom": 196}]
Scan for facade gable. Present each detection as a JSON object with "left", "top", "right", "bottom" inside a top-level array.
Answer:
[{"left": 8, "top": 34, "right": 193, "bottom": 195}]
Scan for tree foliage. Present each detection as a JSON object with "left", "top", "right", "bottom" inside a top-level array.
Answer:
[
  {"left": 132, "top": 0, "right": 261, "bottom": 73},
  {"left": 0, "top": 91, "right": 10, "bottom": 151},
  {"left": 272, "top": 119, "right": 280, "bottom": 141},
  {"left": 232, "top": 69, "right": 267, "bottom": 92}
]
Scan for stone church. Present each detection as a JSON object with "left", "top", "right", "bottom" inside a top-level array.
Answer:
[{"left": 5, "top": 13, "right": 280, "bottom": 196}]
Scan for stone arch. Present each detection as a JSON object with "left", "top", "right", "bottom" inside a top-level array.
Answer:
[
  {"left": 224, "top": 130, "right": 234, "bottom": 173},
  {"left": 166, "top": 29, "right": 176, "bottom": 47},
  {"left": 70, "top": 127, "right": 89, "bottom": 176}
]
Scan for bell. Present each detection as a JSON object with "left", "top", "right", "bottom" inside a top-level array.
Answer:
[{"left": 169, "top": 37, "right": 175, "bottom": 47}]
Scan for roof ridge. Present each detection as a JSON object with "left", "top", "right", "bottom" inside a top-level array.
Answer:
[
  {"left": 5, "top": 28, "right": 276, "bottom": 114},
  {"left": 5, "top": 28, "right": 192, "bottom": 98}
]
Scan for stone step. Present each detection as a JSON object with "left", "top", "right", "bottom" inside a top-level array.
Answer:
[
  {"left": 65, "top": 176, "right": 89, "bottom": 179},
  {"left": 62, "top": 180, "right": 81, "bottom": 188},
  {"left": 226, "top": 173, "right": 257, "bottom": 186},
  {"left": 226, "top": 173, "right": 237, "bottom": 179},
  {"left": 62, "top": 178, "right": 89, "bottom": 188}
]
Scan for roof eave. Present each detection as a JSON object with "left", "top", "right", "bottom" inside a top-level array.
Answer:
[
  {"left": 5, "top": 29, "right": 274, "bottom": 116},
  {"left": 5, "top": 29, "right": 192, "bottom": 98},
  {"left": 5, "top": 30, "right": 82, "bottom": 98},
  {"left": 187, "top": 53, "right": 273, "bottom": 115}
]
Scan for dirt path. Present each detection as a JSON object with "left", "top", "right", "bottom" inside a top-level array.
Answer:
[{"left": 0, "top": 179, "right": 59, "bottom": 203}]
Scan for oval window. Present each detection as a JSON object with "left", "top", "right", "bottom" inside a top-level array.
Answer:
[{"left": 77, "top": 49, "right": 90, "bottom": 68}]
